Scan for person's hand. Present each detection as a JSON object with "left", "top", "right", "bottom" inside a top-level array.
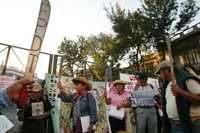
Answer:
[
  {"left": 117, "top": 104, "right": 122, "bottom": 110},
  {"left": 57, "top": 81, "right": 64, "bottom": 92},
  {"left": 6, "top": 79, "right": 33, "bottom": 102},
  {"left": 122, "top": 99, "right": 130, "bottom": 107},
  {"left": 103, "top": 89, "right": 107, "bottom": 98},
  {"left": 88, "top": 124, "right": 94, "bottom": 133},
  {"left": 117, "top": 100, "right": 128, "bottom": 110},
  {"left": 105, "top": 98, "right": 112, "bottom": 105},
  {"left": 171, "top": 81, "right": 184, "bottom": 96}
]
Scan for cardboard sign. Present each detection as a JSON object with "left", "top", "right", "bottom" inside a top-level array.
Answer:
[
  {"left": 31, "top": 102, "right": 44, "bottom": 117},
  {"left": 108, "top": 106, "right": 125, "bottom": 120}
]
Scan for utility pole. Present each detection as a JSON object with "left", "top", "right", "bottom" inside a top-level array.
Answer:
[{"left": 167, "top": 37, "right": 175, "bottom": 80}]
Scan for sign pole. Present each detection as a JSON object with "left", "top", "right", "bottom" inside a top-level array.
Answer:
[
  {"left": 167, "top": 37, "right": 175, "bottom": 80},
  {"left": 24, "top": 0, "right": 51, "bottom": 80}
]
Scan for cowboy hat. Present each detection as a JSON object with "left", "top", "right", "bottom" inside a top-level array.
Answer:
[
  {"left": 72, "top": 77, "right": 92, "bottom": 91},
  {"left": 114, "top": 80, "right": 126, "bottom": 85}
]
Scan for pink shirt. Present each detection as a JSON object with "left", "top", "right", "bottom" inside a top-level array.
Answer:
[{"left": 108, "top": 90, "right": 130, "bottom": 107}]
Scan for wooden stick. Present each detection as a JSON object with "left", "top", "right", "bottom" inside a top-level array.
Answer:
[
  {"left": 167, "top": 37, "right": 176, "bottom": 80},
  {"left": 24, "top": 0, "right": 51, "bottom": 80}
]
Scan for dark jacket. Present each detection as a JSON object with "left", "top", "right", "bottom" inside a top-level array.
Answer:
[
  {"left": 162, "top": 67, "right": 200, "bottom": 133},
  {"left": 161, "top": 80, "right": 170, "bottom": 133},
  {"left": 58, "top": 92, "right": 97, "bottom": 125}
]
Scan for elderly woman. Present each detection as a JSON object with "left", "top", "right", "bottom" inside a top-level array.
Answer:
[
  {"left": 105, "top": 80, "right": 130, "bottom": 133},
  {"left": 58, "top": 77, "right": 97, "bottom": 133}
]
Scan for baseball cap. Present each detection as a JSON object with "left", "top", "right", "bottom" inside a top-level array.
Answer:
[{"left": 155, "top": 60, "right": 172, "bottom": 74}]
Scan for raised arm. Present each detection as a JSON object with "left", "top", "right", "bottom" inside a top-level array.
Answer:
[
  {"left": 58, "top": 92, "right": 75, "bottom": 103},
  {"left": 171, "top": 80, "right": 200, "bottom": 103}
]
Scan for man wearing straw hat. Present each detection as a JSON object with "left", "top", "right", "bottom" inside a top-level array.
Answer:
[
  {"left": 58, "top": 77, "right": 97, "bottom": 133},
  {"left": 156, "top": 61, "right": 200, "bottom": 133}
]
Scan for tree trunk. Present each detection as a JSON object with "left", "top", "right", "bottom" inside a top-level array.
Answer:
[{"left": 136, "top": 48, "right": 140, "bottom": 71}]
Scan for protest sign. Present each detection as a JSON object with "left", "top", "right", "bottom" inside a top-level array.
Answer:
[
  {"left": 147, "top": 77, "right": 160, "bottom": 91},
  {"left": 120, "top": 73, "right": 138, "bottom": 92}
]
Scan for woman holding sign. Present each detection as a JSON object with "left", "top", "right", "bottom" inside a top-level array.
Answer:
[
  {"left": 58, "top": 77, "right": 97, "bottom": 133},
  {"left": 105, "top": 80, "right": 130, "bottom": 133}
]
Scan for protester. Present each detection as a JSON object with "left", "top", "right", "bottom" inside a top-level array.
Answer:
[
  {"left": 58, "top": 77, "right": 97, "bottom": 133},
  {"left": 0, "top": 79, "right": 33, "bottom": 109},
  {"left": 131, "top": 73, "right": 158, "bottom": 133},
  {"left": 105, "top": 80, "right": 130, "bottom": 133},
  {"left": 156, "top": 60, "right": 200, "bottom": 133},
  {"left": 154, "top": 88, "right": 164, "bottom": 133}
]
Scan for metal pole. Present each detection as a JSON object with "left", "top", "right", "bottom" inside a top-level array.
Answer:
[
  {"left": 48, "top": 54, "right": 53, "bottom": 74},
  {"left": 167, "top": 37, "right": 175, "bottom": 80},
  {"left": 2, "top": 46, "right": 11, "bottom": 75},
  {"left": 84, "top": 60, "right": 86, "bottom": 78},
  {"left": 59, "top": 57, "right": 64, "bottom": 75},
  {"left": 53, "top": 55, "right": 58, "bottom": 75}
]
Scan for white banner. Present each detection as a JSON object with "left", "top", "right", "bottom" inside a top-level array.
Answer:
[
  {"left": 120, "top": 73, "right": 138, "bottom": 92},
  {"left": 25, "top": 0, "right": 51, "bottom": 80},
  {"left": 147, "top": 77, "right": 160, "bottom": 91}
]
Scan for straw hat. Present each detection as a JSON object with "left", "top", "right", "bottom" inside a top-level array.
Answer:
[
  {"left": 72, "top": 77, "right": 92, "bottom": 91},
  {"left": 114, "top": 80, "right": 126, "bottom": 85}
]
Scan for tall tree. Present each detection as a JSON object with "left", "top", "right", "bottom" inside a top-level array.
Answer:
[
  {"left": 106, "top": 0, "right": 199, "bottom": 60},
  {"left": 58, "top": 36, "right": 89, "bottom": 76},
  {"left": 86, "top": 33, "right": 120, "bottom": 80},
  {"left": 106, "top": 4, "right": 150, "bottom": 70},
  {"left": 140, "top": 0, "right": 199, "bottom": 58}
]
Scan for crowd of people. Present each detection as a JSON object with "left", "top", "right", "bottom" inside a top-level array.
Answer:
[{"left": 1, "top": 60, "right": 200, "bottom": 133}]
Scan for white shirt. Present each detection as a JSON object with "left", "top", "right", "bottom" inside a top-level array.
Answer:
[{"left": 166, "top": 80, "right": 200, "bottom": 120}]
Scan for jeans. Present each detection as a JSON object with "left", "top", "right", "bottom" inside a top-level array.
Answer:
[
  {"left": 136, "top": 107, "right": 158, "bottom": 133},
  {"left": 170, "top": 119, "right": 184, "bottom": 133},
  {"left": 170, "top": 119, "right": 200, "bottom": 133}
]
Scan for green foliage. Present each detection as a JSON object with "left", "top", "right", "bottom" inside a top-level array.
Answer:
[
  {"left": 140, "top": 0, "right": 178, "bottom": 52},
  {"left": 58, "top": 34, "right": 119, "bottom": 80},
  {"left": 106, "top": 4, "right": 151, "bottom": 70},
  {"left": 176, "top": 0, "right": 200, "bottom": 30},
  {"left": 58, "top": 36, "right": 88, "bottom": 76},
  {"left": 58, "top": 0, "right": 199, "bottom": 78},
  {"left": 86, "top": 33, "right": 120, "bottom": 80},
  {"left": 140, "top": 0, "right": 199, "bottom": 52},
  {"left": 106, "top": 0, "right": 199, "bottom": 60}
]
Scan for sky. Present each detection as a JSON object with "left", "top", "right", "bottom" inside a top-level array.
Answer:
[
  {"left": 0, "top": 0, "right": 141, "bottom": 78},
  {"left": 0, "top": 0, "right": 199, "bottom": 79}
]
